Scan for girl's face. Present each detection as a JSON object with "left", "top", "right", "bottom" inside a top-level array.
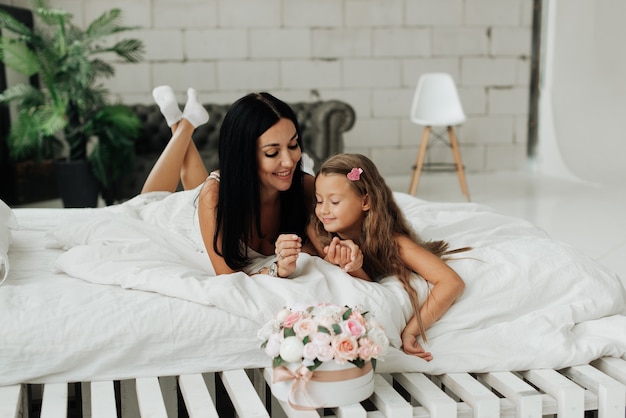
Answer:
[
  {"left": 315, "top": 173, "right": 370, "bottom": 240},
  {"left": 256, "top": 118, "right": 302, "bottom": 193}
]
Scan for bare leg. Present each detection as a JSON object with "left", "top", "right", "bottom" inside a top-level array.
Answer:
[
  {"left": 179, "top": 87, "right": 210, "bottom": 189},
  {"left": 181, "top": 140, "right": 209, "bottom": 189},
  {"left": 142, "top": 86, "right": 210, "bottom": 193},
  {"left": 141, "top": 119, "right": 197, "bottom": 193}
]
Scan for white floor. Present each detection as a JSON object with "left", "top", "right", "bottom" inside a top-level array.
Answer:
[{"left": 386, "top": 170, "right": 626, "bottom": 287}]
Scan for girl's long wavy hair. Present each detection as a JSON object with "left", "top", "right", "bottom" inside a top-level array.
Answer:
[
  {"left": 311, "top": 153, "right": 450, "bottom": 340},
  {"left": 215, "top": 92, "right": 307, "bottom": 270}
]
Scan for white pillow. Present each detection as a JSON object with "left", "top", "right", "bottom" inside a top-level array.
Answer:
[{"left": 0, "top": 199, "right": 18, "bottom": 285}]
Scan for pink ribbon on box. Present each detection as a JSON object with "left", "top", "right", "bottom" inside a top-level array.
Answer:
[{"left": 273, "top": 362, "right": 373, "bottom": 410}]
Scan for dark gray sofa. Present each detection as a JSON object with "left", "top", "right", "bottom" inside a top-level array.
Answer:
[{"left": 109, "top": 99, "right": 356, "bottom": 203}]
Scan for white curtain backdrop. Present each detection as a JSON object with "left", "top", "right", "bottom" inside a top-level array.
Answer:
[{"left": 537, "top": 0, "right": 626, "bottom": 185}]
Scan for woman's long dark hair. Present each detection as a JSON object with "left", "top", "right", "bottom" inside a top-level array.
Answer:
[{"left": 215, "top": 92, "right": 307, "bottom": 270}]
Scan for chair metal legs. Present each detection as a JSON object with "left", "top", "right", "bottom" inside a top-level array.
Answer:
[{"left": 408, "top": 125, "right": 471, "bottom": 201}]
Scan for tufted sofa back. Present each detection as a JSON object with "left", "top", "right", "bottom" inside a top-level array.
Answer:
[{"left": 110, "top": 100, "right": 355, "bottom": 203}]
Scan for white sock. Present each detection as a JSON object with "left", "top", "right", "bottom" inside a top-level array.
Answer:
[
  {"left": 152, "top": 85, "right": 183, "bottom": 127},
  {"left": 182, "top": 88, "right": 209, "bottom": 127}
]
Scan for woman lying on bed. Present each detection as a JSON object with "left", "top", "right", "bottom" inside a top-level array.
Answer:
[{"left": 143, "top": 87, "right": 362, "bottom": 279}]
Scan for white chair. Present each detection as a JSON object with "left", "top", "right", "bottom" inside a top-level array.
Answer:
[{"left": 408, "top": 72, "right": 470, "bottom": 201}]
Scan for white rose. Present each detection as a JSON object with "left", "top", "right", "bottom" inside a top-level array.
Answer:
[
  {"left": 366, "top": 325, "right": 390, "bottom": 354},
  {"left": 311, "top": 304, "right": 342, "bottom": 319},
  {"left": 264, "top": 333, "right": 282, "bottom": 358},
  {"left": 280, "top": 336, "right": 304, "bottom": 363},
  {"left": 276, "top": 308, "right": 292, "bottom": 322},
  {"left": 257, "top": 319, "right": 280, "bottom": 341}
]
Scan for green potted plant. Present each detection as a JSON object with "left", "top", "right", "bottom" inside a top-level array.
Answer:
[{"left": 0, "top": 0, "right": 144, "bottom": 207}]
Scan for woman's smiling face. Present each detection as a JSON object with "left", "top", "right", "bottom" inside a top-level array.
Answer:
[{"left": 256, "top": 118, "right": 302, "bottom": 193}]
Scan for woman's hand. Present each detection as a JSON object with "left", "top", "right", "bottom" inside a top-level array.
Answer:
[
  {"left": 401, "top": 331, "right": 433, "bottom": 361},
  {"left": 274, "top": 234, "right": 302, "bottom": 278},
  {"left": 324, "top": 237, "right": 363, "bottom": 273}
]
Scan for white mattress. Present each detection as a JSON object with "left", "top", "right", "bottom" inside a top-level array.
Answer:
[{"left": 1, "top": 191, "right": 625, "bottom": 385}]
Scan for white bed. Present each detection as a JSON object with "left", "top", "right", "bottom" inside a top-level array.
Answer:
[{"left": 1, "top": 191, "right": 625, "bottom": 417}]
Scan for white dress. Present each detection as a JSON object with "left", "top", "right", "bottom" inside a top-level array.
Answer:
[{"left": 116, "top": 171, "right": 273, "bottom": 275}]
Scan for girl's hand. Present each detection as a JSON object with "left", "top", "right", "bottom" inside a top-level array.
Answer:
[
  {"left": 274, "top": 234, "right": 302, "bottom": 277},
  {"left": 338, "top": 239, "right": 363, "bottom": 273},
  {"left": 401, "top": 332, "right": 433, "bottom": 361},
  {"left": 324, "top": 237, "right": 353, "bottom": 271}
]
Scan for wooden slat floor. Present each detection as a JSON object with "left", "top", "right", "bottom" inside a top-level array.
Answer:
[{"left": 2, "top": 356, "right": 625, "bottom": 418}]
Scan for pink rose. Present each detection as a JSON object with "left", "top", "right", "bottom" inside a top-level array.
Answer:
[
  {"left": 310, "top": 332, "right": 330, "bottom": 345},
  {"left": 283, "top": 311, "right": 304, "bottom": 328},
  {"left": 370, "top": 344, "right": 381, "bottom": 358},
  {"left": 357, "top": 337, "right": 376, "bottom": 361},
  {"left": 342, "top": 318, "right": 365, "bottom": 338},
  {"left": 349, "top": 311, "right": 366, "bottom": 326},
  {"left": 315, "top": 343, "right": 335, "bottom": 362},
  {"left": 293, "top": 318, "right": 316, "bottom": 339},
  {"left": 309, "top": 332, "right": 334, "bottom": 361},
  {"left": 302, "top": 342, "right": 319, "bottom": 361},
  {"left": 332, "top": 334, "right": 359, "bottom": 362}
]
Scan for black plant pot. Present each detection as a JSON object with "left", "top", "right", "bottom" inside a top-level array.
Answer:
[
  {"left": 53, "top": 160, "right": 100, "bottom": 208},
  {"left": 2, "top": 159, "right": 60, "bottom": 205}
]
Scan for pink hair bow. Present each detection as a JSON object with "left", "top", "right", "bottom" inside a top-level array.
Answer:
[{"left": 347, "top": 167, "right": 363, "bottom": 181}]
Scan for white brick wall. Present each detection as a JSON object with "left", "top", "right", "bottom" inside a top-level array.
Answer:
[
  {"left": 406, "top": 0, "right": 464, "bottom": 25},
  {"left": 1, "top": 0, "right": 534, "bottom": 176}
]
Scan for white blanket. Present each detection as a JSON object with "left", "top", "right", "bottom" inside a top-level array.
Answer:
[
  {"left": 0, "top": 199, "right": 18, "bottom": 285},
  {"left": 2, "top": 191, "right": 625, "bottom": 385}
]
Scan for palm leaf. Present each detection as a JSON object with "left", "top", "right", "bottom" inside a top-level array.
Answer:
[
  {"left": 0, "top": 37, "right": 41, "bottom": 76},
  {"left": 108, "top": 39, "right": 144, "bottom": 63},
  {"left": 7, "top": 112, "right": 40, "bottom": 159},
  {"left": 7, "top": 108, "right": 64, "bottom": 160},
  {"left": 90, "top": 59, "right": 115, "bottom": 78},
  {"left": 35, "top": 3, "right": 72, "bottom": 27},
  {"left": 95, "top": 105, "right": 141, "bottom": 131},
  {"left": 39, "top": 105, "right": 68, "bottom": 137},
  {"left": 85, "top": 8, "right": 122, "bottom": 39},
  {"left": 87, "top": 105, "right": 139, "bottom": 186},
  {"left": 89, "top": 105, "right": 140, "bottom": 150},
  {"left": 0, "top": 10, "right": 35, "bottom": 40},
  {"left": 89, "top": 140, "right": 134, "bottom": 187},
  {"left": 0, "top": 84, "right": 44, "bottom": 106}
]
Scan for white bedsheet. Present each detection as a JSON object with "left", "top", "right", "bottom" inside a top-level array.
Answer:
[
  {"left": 0, "top": 199, "right": 18, "bottom": 285},
  {"left": 1, "top": 191, "right": 625, "bottom": 385}
]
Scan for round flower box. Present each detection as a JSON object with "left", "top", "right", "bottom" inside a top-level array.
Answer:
[
  {"left": 259, "top": 304, "right": 389, "bottom": 409},
  {"left": 270, "top": 360, "right": 374, "bottom": 409}
]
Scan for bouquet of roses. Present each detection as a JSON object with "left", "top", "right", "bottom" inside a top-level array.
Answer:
[{"left": 258, "top": 303, "right": 389, "bottom": 372}]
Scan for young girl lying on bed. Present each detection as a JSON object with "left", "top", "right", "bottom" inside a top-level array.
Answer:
[{"left": 307, "top": 153, "right": 467, "bottom": 360}]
